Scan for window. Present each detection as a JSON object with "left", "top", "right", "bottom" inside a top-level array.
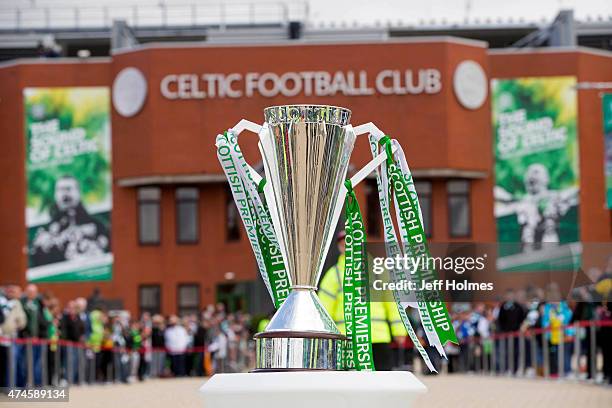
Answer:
[
  {"left": 176, "top": 187, "right": 199, "bottom": 244},
  {"left": 226, "top": 186, "right": 240, "bottom": 241},
  {"left": 177, "top": 284, "right": 200, "bottom": 316},
  {"left": 365, "top": 178, "right": 381, "bottom": 236},
  {"left": 447, "top": 180, "right": 471, "bottom": 238},
  {"left": 139, "top": 285, "right": 161, "bottom": 315},
  {"left": 414, "top": 181, "right": 433, "bottom": 238},
  {"left": 138, "top": 187, "right": 161, "bottom": 245}
]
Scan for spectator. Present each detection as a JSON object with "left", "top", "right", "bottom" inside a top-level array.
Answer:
[
  {"left": 594, "top": 265, "right": 612, "bottom": 384},
  {"left": 497, "top": 289, "right": 525, "bottom": 373},
  {"left": 17, "top": 284, "right": 48, "bottom": 387},
  {"left": 42, "top": 293, "right": 59, "bottom": 385},
  {"left": 60, "top": 300, "right": 84, "bottom": 384},
  {"left": 87, "top": 310, "right": 105, "bottom": 382},
  {"left": 208, "top": 323, "right": 228, "bottom": 374},
  {"left": 164, "top": 315, "right": 190, "bottom": 377},
  {"left": 193, "top": 315, "right": 212, "bottom": 376},
  {"left": 150, "top": 314, "right": 166, "bottom": 377},
  {"left": 0, "top": 286, "right": 27, "bottom": 388},
  {"left": 542, "top": 283, "right": 573, "bottom": 377}
]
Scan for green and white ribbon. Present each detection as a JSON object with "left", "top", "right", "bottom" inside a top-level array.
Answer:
[
  {"left": 343, "top": 179, "right": 375, "bottom": 371},
  {"left": 216, "top": 130, "right": 290, "bottom": 309},
  {"left": 368, "top": 136, "right": 436, "bottom": 372},
  {"left": 368, "top": 134, "right": 457, "bottom": 371},
  {"left": 385, "top": 139, "right": 457, "bottom": 349}
]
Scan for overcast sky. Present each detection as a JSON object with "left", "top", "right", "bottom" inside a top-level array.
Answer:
[
  {"left": 1, "top": 0, "right": 610, "bottom": 28},
  {"left": 303, "top": 0, "right": 611, "bottom": 25}
]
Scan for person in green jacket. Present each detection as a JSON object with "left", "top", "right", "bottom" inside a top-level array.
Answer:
[{"left": 87, "top": 310, "right": 105, "bottom": 382}]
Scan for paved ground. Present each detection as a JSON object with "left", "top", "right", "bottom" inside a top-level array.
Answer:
[{"left": 6, "top": 375, "right": 611, "bottom": 408}]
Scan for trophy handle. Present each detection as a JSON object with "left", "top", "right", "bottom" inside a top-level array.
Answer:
[
  {"left": 228, "top": 119, "right": 292, "bottom": 288},
  {"left": 315, "top": 122, "right": 398, "bottom": 287},
  {"left": 228, "top": 119, "right": 264, "bottom": 185}
]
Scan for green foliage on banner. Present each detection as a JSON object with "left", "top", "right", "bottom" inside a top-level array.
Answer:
[
  {"left": 25, "top": 88, "right": 111, "bottom": 217},
  {"left": 491, "top": 77, "right": 580, "bottom": 270}
]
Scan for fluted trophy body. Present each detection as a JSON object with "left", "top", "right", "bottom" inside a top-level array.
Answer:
[{"left": 254, "top": 105, "right": 355, "bottom": 371}]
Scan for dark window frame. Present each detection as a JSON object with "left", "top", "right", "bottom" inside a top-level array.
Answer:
[
  {"left": 447, "top": 180, "right": 472, "bottom": 238},
  {"left": 137, "top": 187, "right": 161, "bottom": 246},
  {"left": 414, "top": 180, "right": 433, "bottom": 239},
  {"left": 175, "top": 187, "right": 200, "bottom": 245},
  {"left": 365, "top": 178, "right": 382, "bottom": 237},
  {"left": 177, "top": 283, "right": 201, "bottom": 317},
  {"left": 225, "top": 186, "right": 241, "bottom": 242},
  {"left": 138, "top": 284, "right": 161, "bottom": 316}
]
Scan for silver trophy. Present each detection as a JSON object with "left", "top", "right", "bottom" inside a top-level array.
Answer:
[
  {"left": 218, "top": 105, "right": 396, "bottom": 371},
  {"left": 254, "top": 105, "right": 355, "bottom": 371}
]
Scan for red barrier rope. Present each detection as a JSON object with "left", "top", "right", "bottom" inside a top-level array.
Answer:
[
  {"left": 1, "top": 320, "right": 610, "bottom": 350},
  {"left": 0, "top": 336, "right": 209, "bottom": 354}
]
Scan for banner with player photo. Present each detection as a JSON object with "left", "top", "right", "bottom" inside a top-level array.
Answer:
[
  {"left": 603, "top": 93, "right": 612, "bottom": 208},
  {"left": 25, "top": 87, "right": 113, "bottom": 282},
  {"left": 491, "top": 76, "right": 581, "bottom": 272}
]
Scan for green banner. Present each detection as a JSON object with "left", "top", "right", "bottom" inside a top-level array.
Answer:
[
  {"left": 491, "top": 77, "right": 580, "bottom": 272},
  {"left": 25, "top": 87, "right": 112, "bottom": 282},
  {"left": 603, "top": 93, "right": 612, "bottom": 208}
]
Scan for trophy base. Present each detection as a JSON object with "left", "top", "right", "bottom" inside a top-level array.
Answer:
[
  {"left": 200, "top": 371, "right": 427, "bottom": 408},
  {"left": 254, "top": 331, "right": 345, "bottom": 371},
  {"left": 254, "top": 289, "right": 345, "bottom": 370}
]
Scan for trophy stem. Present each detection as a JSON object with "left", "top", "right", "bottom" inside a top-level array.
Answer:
[{"left": 254, "top": 288, "right": 345, "bottom": 371}]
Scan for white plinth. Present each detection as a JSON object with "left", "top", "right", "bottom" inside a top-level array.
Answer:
[{"left": 199, "top": 371, "right": 427, "bottom": 408}]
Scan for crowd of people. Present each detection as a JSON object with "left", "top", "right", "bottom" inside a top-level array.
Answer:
[
  {"left": 0, "top": 267, "right": 610, "bottom": 388},
  {"left": 432, "top": 274, "right": 612, "bottom": 384},
  {"left": 0, "top": 285, "right": 254, "bottom": 388}
]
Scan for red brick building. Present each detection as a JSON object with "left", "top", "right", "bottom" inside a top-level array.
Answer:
[{"left": 1, "top": 39, "right": 610, "bottom": 315}]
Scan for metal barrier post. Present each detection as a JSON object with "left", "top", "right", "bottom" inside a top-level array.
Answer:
[
  {"left": 466, "top": 342, "right": 473, "bottom": 372},
  {"left": 26, "top": 339, "right": 34, "bottom": 387},
  {"left": 8, "top": 342, "right": 15, "bottom": 388},
  {"left": 508, "top": 335, "right": 514, "bottom": 374},
  {"left": 589, "top": 321, "right": 597, "bottom": 381},
  {"left": 498, "top": 337, "right": 505, "bottom": 374},
  {"left": 90, "top": 349, "right": 96, "bottom": 383},
  {"left": 558, "top": 328, "right": 565, "bottom": 378},
  {"left": 573, "top": 322, "right": 580, "bottom": 378},
  {"left": 113, "top": 350, "right": 120, "bottom": 383},
  {"left": 530, "top": 332, "right": 537, "bottom": 374},
  {"left": 54, "top": 343, "right": 60, "bottom": 386},
  {"left": 482, "top": 341, "right": 488, "bottom": 373},
  {"left": 490, "top": 337, "right": 496, "bottom": 376},
  {"left": 41, "top": 342, "right": 48, "bottom": 386},
  {"left": 518, "top": 331, "right": 525, "bottom": 375},
  {"left": 542, "top": 333, "right": 550, "bottom": 379},
  {"left": 78, "top": 347, "right": 85, "bottom": 384},
  {"left": 67, "top": 344, "right": 74, "bottom": 385}
]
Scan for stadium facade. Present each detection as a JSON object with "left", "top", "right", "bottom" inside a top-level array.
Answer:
[{"left": 1, "top": 26, "right": 611, "bottom": 315}]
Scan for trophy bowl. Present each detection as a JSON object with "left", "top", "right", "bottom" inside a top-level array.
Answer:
[{"left": 254, "top": 105, "right": 355, "bottom": 371}]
